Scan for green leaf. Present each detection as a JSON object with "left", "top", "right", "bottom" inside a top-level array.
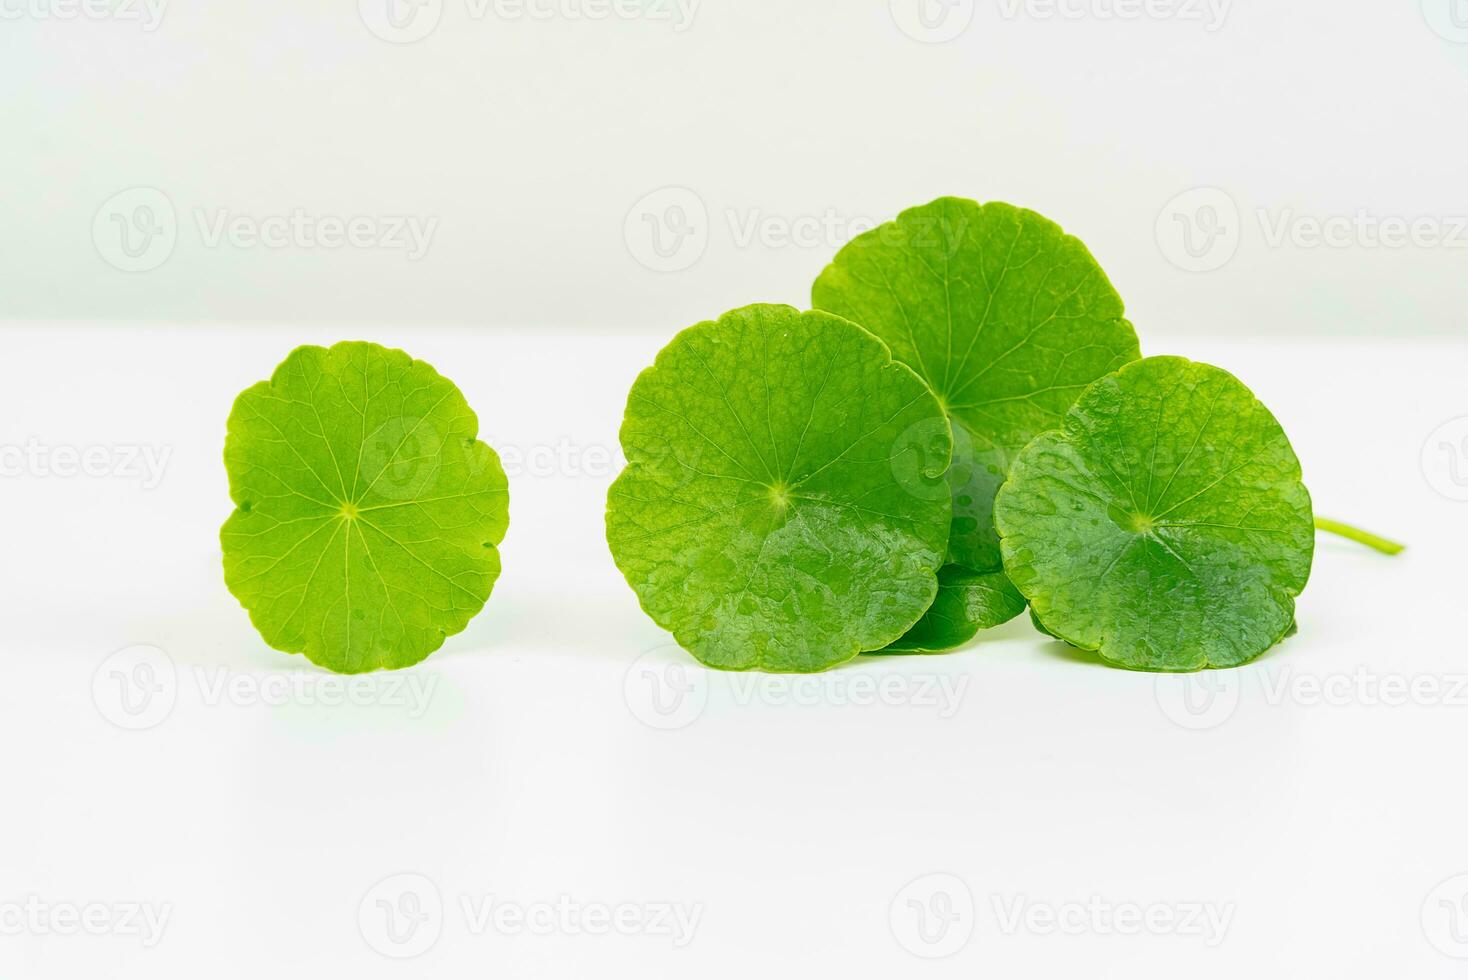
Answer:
[
  {"left": 813, "top": 196, "right": 1140, "bottom": 571},
  {"left": 994, "top": 356, "right": 1315, "bottom": 672},
  {"left": 605, "top": 304, "right": 953, "bottom": 673},
  {"left": 874, "top": 565, "right": 1027, "bottom": 655},
  {"left": 221, "top": 342, "right": 509, "bottom": 674},
  {"left": 1029, "top": 607, "right": 1058, "bottom": 640}
]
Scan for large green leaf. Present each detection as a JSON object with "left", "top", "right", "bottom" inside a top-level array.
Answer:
[
  {"left": 813, "top": 196, "right": 1140, "bottom": 572},
  {"left": 874, "top": 565, "right": 1027, "bottom": 655},
  {"left": 994, "top": 356, "right": 1315, "bottom": 672},
  {"left": 606, "top": 304, "right": 953, "bottom": 673},
  {"left": 221, "top": 342, "right": 509, "bottom": 674}
]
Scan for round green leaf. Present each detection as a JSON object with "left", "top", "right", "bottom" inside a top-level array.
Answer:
[
  {"left": 874, "top": 565, "right": 1027, "bottom": 655},
  {"left": 995, "top": 356, "right": 1315, "bottom": 672},
  {"left": 813, "top": 196, "right": 1140, "bottom": 571},
  {"left": 221, "top": 342, "right": 509, "bottom": 674},
  {"left": 606, "top": 304, "right": 953, "bottom": 673}
]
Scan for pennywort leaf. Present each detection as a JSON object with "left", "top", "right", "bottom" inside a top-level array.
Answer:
[
  {"left": 813, "top": 196, "right": 1141, "bottom": 572},
  {"left": 605, "top": 304, "right": 953, "bottom": 672},
  {"left": 221, "top": 341, "right": 509, "bottom": 674},
  {"left": 875, "top": 565, "right": 1027, "bottom": 655},
  {"left": 995, "top": 356, "right": 1315, "bottom": 672}
]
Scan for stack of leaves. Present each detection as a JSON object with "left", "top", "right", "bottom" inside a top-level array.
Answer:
[{"left": 607, "top": 196, "right": 1401, "bottom": 673}]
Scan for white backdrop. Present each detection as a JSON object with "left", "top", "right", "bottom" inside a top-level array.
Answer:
[
  {"left": 4, "top": 4, "right": 1468, "bottom": 979},
  {"left": 2, "top": 1, "right": 1466, "bottom": 334}
]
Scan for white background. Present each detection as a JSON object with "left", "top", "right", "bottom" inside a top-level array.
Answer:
[{"left": 3, "top": 2, "right": 1468, "bottom": 978}]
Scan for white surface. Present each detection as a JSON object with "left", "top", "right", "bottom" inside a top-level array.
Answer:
[
  {"left": 1, "top": 324, "right": 1466, "bottom": 978},
  {"left": 3, "top": 2, "right": 1468, "bottom": 334}
]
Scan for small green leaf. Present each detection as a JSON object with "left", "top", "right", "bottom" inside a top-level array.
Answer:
[
  {"left": 813, "top": 196, "right": 1140, "bottom": 571},
  {"left": 995, "top": 356, "right": 1314, "bottom": 672},
  {"left": 606, "top": 304, "right": 953, "bottom": 673},
  {"left": 875, "top": 565, "right": 1027, "bottom": 655},
  {"left": 221, "top": 342, "right": 509, "bottom": 674}
]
